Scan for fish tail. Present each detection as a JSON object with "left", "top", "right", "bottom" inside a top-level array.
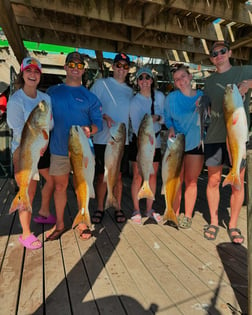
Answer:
[
  {"left": 105, "top": 193, "right": 119, "bottom": 210},
  {"left": 9, "top": 192, "right": 32, "bottom": 214},
  {"left": 163, "top": 208, "right": 178, "bottom": 227},
  {"left": 72, "top": 208, "right": 91, "bottom": 228},
  {"left": 137, "top": 180, "right": 154, "bottom": 200},
  {"left": 222, "top": 171, "right": 241, "bottom": 190}
]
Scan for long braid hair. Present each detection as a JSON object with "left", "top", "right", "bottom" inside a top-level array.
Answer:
[{"left": 150, "top": 81, "right": 155, "bottom": 115}]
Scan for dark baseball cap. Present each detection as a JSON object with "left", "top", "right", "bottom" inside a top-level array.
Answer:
[
  {"left": 65, "top": 52, "right": 84, "bottom": 64},
  {"left": 210, "top": 40, "right": 230, "bottom": 53},
  {"left": 113, "top": 53, "right": 130, "bottom": 65}
]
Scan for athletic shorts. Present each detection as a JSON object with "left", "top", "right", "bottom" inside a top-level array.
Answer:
[
  {"left": 185, "top": 145, "right": 204, "bottom": 155},
  {"left": 129, "top": 134, "right": 161, "bottom": 162},
  {"left": 94, "top": 144, "right": 129, "bottom": 175},
  {"left": 204, "top": 142, "right": 246, "bottom": 169},
  {"left": 49, "top": 154, "right": 71, "bottom": 176}
]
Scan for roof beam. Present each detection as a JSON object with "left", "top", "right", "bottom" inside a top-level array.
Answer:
[
  {"left": 11, "top": 0, "right": 252, "bottom": 27},
  {"left": 0, "top": 0, "right": 26, "bottom": 64},
  {"left": 19, "top": 25, "right": 250, "bottom": 62}
]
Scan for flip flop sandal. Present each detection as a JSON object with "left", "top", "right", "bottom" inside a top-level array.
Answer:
[
  {"left": 33, "top": 214, "right": 56, "bottom": 224},
  {"left": 115, "top": 210, "right": 126, "bottom": 223},
  {"left": 91, "top": 210, "right": 104, "bottom": 224},
  {"left": 46, "top": 227, "right": 66, "bottom": 241},
  {"left": 228, "top": 228, "right": 244, "bottom": 245},
  {"left": 203, "top": 224, "right": 219, "bottom": 241},
  {"left": 179, "top": 216, "right": 192, "bottom": 229},
  {"left": 19, "top": 234, "right": 42, "bottom": 250}
]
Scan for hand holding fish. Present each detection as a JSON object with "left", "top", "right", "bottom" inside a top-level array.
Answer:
[
  {"left": 103, "top": 113, "right": 115, "bottom": 128},
  {"left": 81, "top": 126, "right": 92, "bottom": 138},
  {"left": 152, "top": 114, "right": 161, "bottom": 122},
  {"left": 40, "top": 144, "right": 48, "bottom": 156},
  {"left": 168, "top": 126, "right": 175, "bottom": 138},
  {"left": 238, "top": 80, "right": 252, "bottom": 97}
]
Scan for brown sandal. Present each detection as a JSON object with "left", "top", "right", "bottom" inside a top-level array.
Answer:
[{"left": 46, "top": 226, "right": 66, "bottom": 241}]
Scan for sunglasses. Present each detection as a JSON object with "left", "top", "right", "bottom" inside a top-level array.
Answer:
[
  {"left": 210, "top": 47, "right": 228, "bottom": 58},
  {"left": 115, "top": 61, "right": 129, "bottom": 70},
  {"left": 67, "top": 61, "right": 85, "bottom": 70},
  {"left": 138, "top": 74, "right": 151, "bottom": 81},
  {"left": 170, "top": 63, "right": 189, "bottom": 73}
]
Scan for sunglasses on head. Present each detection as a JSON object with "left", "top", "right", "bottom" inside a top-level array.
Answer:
[
  {"left": 67, "top": 61, "right": 85, "bottom": 70},
  {"left": 138, "top": 74, "right": 151, "bottom": 81},
  {"left": 115, "top": 61, "right": 129, "bottom": 70},
  {"left": 170, "top": 63, "right": 189, "bottom": 73},
  {"left": 210, "top": 47, "right": 228, "bottom": 58}
]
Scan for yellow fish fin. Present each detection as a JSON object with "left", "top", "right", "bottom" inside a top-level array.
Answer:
[{"left": 137, "top": 180, "right": 154, "bottom": 200}]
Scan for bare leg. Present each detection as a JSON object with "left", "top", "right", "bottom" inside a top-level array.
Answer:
[
  {"left": 38, "top": 168, "right": 54, "bottom": 217},
  {"left": 114, "top": 172, "right": 122, "bottom": 210},
  {"left": 184, "top": 154, "right": 204, "bottom": 218},
  {"left": 228, "top": 167, "right": 245, "bottom": 243},
  {"left": 131, "top": 162, "right": 142, "bottom": 212},
  {"left": 13, "top": 149, "right": 40, "bottom": 245},
  {"left": 205, "top": 165, "right": 222, "bottom": 239},
  {"left": 52, "top": 173, "right": 69, "bottom": 231},
  {"left": 92, "top": 173, "right": 107, "bottom": 223},
  {"left": 146, "top": 162, "right": 159, "bottom": 212},
  {"left": 173, "top": 162, "right": 184, "bottom": 217}
]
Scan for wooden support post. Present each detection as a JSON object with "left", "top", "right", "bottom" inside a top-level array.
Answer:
[{"left": 247, "top": 137, "right": 252, "bottom": 315}]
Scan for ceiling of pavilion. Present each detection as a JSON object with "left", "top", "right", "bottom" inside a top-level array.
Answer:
[{"left": 0, "top": 0, "right": 252, "bottom": 73}]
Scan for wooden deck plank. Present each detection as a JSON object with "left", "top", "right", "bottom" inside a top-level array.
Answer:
[
  {"left": 0, "top": 198, "right": 15, "bottom": 264},
  {"left": 91, "top": 217, "right": 156, "bottom": 314},
  {"left": 121, "top": 173, "right": 248, "bottom": 314},
  {"left": 65, "top": 185, "right": 129, "bottom": 314},
  {"left": 17, "top": 239, "right": 44, "bottom": 315},
  {"left": 42, "top": 237, "right": 72, "bottom": 314},
  {"left": 103, "top": 212, "right": 188, "bottom": 315},
  {"left": 60, "top": 228, "right": 99, "bottom": 315},
  {"left": 0, "top": 214, "right": 25, "bottom": 315},
  {"left": 0, "top": 171, "right": 248, "bottom": 315},
  {"left": 102, "top": 214, "right": 186, "bottom": 315}
]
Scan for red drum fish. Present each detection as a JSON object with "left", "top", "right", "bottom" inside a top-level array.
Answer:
[
  {"left": 104, "top": 122, "right": 126, "bottom": 209},
  {"left": 222, "top": 84, "right": 248, "bottom": 190},
  {"left": 162, "top": 134, "right": 185, "bottom": 226},
  {"left": 137, "top": 114, "right": 156, "bottom": 200},
  {"left": 196, "top": 95, "right": 211, "bottom": 151},
  {"left": 69, "top": 125, "right": 95, "bottom": 228},
  {"left": 9, "top": 100, "right": 51, "bottom": 213}
]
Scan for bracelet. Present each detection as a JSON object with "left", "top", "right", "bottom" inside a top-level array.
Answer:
[{"left": 89, "top": 125, "right": 92, "bottom": 133}]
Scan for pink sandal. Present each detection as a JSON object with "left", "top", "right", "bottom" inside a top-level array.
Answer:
[{"left": 19, "top": 234, "right": 42, "bottom": 250}]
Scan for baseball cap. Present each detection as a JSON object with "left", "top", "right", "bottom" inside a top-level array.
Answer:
[
  {"left": 21, "top": 57, "right": 42, "bottom": 73},
  {"left": 210, "top": 40, "right": 230, "bottom": 53},
  {"left": 113, "top": 53, "right": 130, "bottom": 65},
  {"left": 65, "top": 52, "right": 85, "bottom": 64},
  {"left": 136, "top": 67, "right": 153, "bottom": 79}
]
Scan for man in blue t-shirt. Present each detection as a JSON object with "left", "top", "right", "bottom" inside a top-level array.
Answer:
[{"left": 46, "top": 52, "right": 103, "bottom": 241}]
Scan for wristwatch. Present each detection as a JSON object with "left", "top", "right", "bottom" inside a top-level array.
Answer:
[{"left": 88, "top": 125, "right": 92, "bottom": 133}]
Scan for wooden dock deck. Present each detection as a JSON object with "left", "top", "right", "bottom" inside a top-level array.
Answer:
[{"left": 0, "top": 170, "right": 248, "bottom": 315}]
